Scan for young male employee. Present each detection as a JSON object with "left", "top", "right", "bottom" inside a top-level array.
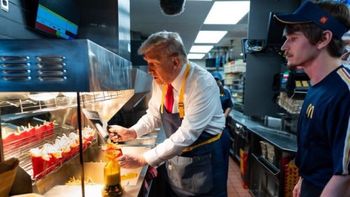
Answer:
[{"left": 275, "top": 1, "right": 350, "bottom": 196}]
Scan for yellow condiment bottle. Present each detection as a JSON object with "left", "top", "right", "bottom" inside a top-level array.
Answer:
[
  {"left": 104, "top": 159, "right": 121, "bottom": 186},
  {"left": 102, "top": 144, "right": 123, "bottom": 197}
]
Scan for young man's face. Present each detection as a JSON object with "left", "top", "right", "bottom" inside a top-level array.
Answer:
[{"left": 281, "top": 31, "right": 319, "bottom": 70}]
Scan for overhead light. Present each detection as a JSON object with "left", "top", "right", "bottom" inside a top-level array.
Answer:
[
  {"left": 188, "top": 53, "right": 206, "bottom": 59},
  {"left": 194, "top": 31, "right": 227, "bottom": 43},
  {"left": 190, "top": 45, "right": 213, "bottom": 53},
  {"left": 204, "top": 1, "right": 250, "bottom": 25}
]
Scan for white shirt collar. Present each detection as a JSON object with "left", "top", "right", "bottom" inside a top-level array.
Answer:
[{"left": 171, "top": 62, "right": 188, "bottom": 92}]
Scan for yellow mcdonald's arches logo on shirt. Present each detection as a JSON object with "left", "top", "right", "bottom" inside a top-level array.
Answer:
[{"left": 306, "top": 104, "right": 314, "bottom": 119}]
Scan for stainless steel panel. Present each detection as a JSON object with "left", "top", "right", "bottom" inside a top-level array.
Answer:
[{"left": 0, "top": 39, "right": 140, "bottom": 92}]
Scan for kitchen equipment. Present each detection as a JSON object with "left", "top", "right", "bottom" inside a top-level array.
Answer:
[
  {"left": 82, "top": 109, "right": 108, "bottom": 144},
  {"left": 0, "top": 39, "right": 152, "bottom": 196},
  {"left": 264, "top": 116, "right": 282, "bottom": 130}
]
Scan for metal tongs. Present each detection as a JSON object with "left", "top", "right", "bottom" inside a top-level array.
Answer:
[{"left": 95, "top": 123, "right": 109, "bottom": 144}]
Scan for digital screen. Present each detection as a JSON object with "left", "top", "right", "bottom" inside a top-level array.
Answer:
[{"left": 35, "top": 0, "right": 79, "bottom": 39}]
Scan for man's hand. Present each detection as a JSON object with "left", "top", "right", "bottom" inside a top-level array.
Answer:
[
  {"left": 293, "top": 177, "right": 302, "bottom": 197},
  {"left": 117, "top": 154, "right": 147, "bottom": 168},
  {"left": 108, "top": 125, "right": 137, "bottom": 142}
]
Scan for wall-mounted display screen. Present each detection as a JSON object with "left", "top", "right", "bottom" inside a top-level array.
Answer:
[{"left": 35, "top": 0, "right": 79, "bottom": 39}]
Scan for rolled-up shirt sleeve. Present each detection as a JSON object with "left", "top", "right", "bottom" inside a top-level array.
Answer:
[{"left": 131, "top": 82, "right": 162, "bottom": 137}]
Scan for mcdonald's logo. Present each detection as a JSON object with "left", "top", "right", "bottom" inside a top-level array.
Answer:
[{"left": 306, "top": 104, "right": 314, "bottom": 119}]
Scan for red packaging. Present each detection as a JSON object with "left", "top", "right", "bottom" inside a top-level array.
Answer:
[
  {"left": 62, "top": 149, "right": 72, "bottom": 161},
  {"left": 31, "top": 155, "right": 50, "bottom": 178},
  {"left": 3, "top": 133, "right": 16, "bottom": 144},
  {"left": 70, "top": 144, "right": 79, "bottom": 156}
]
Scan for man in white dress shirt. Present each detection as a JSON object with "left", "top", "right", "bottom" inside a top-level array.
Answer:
[{"left": 109, "top": 31, "right": 230, "bottom": 196}]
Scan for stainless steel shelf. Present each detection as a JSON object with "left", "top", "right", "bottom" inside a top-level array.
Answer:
[{"left": 0, "top": 91, "right": 130, "bottom": 121}]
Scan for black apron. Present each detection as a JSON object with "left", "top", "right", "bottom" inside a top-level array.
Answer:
[{"left": 160, "top": 108, "right": 230, "bottom": 197}]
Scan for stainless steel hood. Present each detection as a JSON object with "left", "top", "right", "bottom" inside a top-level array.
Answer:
[{"left": 0, "top": 39, "right": 151, "bottom": 92}]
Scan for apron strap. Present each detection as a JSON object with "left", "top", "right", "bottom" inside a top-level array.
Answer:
[
  {"left": 178, "top": 64, "right": 191, "bottom": 118},
  {"left": 182, "top": 132, "right": 222, "bottom": 152},
  {"left": 161, "top": 63, "right": 191, "bottom": 118},
  {"left": 160, "top": 85, "right": 167, "bottom": 114}
]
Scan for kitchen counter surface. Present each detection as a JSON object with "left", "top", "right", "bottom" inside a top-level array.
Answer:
[
  {"left": 230, "top": 110, "right": 260, "bottom": 129},
  {"left": 43, "top": 146, "right": 151, "bottom": 197},
  {"left": 230, "top": 110, "right": 297, "bottom": 153}
]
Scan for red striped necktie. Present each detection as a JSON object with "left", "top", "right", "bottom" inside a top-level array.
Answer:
[{"left": 165, "top": 84, "right": 174, "bottom": 113}]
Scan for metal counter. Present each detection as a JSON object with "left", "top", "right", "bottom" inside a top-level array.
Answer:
[
  {"left": 44, "top": 151, "right": 149, "bottom": 197},
  {"left": 247, "top": 125, "right": 296, "bottom": 152},
  {"left": 231, "top": 110, "right": 297, "bottom": 153},
  {"left": 230, "top": 110, "right": 260, "bottom": 129}
]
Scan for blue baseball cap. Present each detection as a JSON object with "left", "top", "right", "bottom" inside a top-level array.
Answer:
[
  {"left": 274, "top": 1, "right": 349, "bottom": 39},
  {"left": 212, "top": 71, "right": 223, "bottom": 81}
]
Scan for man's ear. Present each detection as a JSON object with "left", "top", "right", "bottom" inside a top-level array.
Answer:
[
  {"left": 317, "top": 30, "right": 332, "bottom": 50},
  {"left": 172, "top": 56, "right": 180, "bottom": 67}
]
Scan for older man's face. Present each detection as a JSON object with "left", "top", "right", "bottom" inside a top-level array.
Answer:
[{"left": 144, "top": 48, "right": 179, "bottom": 85}]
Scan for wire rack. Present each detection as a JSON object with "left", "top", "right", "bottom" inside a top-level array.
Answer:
[{"left": 3, "top": 126, "right": 72, "bottom": 178}]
